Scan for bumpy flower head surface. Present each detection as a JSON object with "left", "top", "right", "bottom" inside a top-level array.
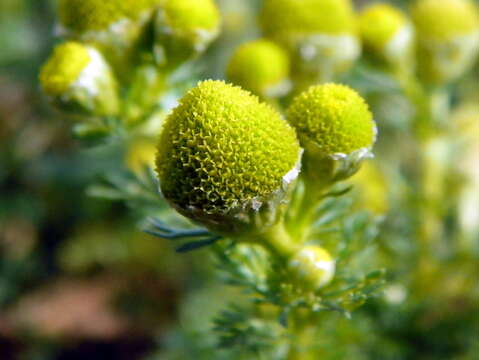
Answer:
[
  {"left": 259, "top": 0, "right": 356, "bottom": 44},
  {"left": 58, "top": 0, "right": 161, "bottom": 33},
  {"left": 162, "top": 0, "right": 220, "bottom": 34},
  {"left": 359, "top": 4, "right": 409, "bottom": 51},
  {"left": 412, "top": 0, "right": 479, "bottom": 40},
  {"left": 288, "top": 245, "right": 335, "bottom": 290},
  {"left": 156, "top": 80, "right": 300, "bottom": 216},
  {"left": 226, "top": 39, "right": 290, "bottom": 95},
  {"left": 287, "top": 84, "right": 376, "bottom": 156},
  {"left": 40, "top": 42, "right": 91, "bottom": 95}
]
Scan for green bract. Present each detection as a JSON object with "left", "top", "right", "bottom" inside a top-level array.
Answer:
[
  {"left": 259, "top": 0, "right": 356, "bottom": 44},
  {"left": 156, "top": 80, "right": 300, "bottom": 220},
  {"left": 39, "top": 42, "right": 91, "bottom": 95},
  {"left": 58, "top": 0, "right": 161, "bottom": 33},
  {"left": 412, "top": 0, "right": 479, "bottom": 40},
  {"left": 287, "top": 84, "right": 376, "bottom": 156},
  {"left": 226, "top": 39, "right": 290, "bottom": 96}
]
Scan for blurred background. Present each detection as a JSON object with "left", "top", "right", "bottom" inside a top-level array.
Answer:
[{"left": 2, "top": 0, "right": 479, "bottom": 359}]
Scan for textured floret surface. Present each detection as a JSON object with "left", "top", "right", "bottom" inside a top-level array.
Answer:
[
  {"left": 287, "top": 84, "right": 375, "bottom": 155},
  {"left": 156, "top": 80, "right": 300, "bottom": 214}
]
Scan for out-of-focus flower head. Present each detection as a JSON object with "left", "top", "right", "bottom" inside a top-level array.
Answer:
[
  {"left": 226, "top": 39, "right": 290, "bottom": 98},
  {"left": 155, "top": 80, "right": 301, "bottom": 235},
  {"left": 359, "top": 3, "right": 414, "bottom": 68},
  {"left": 154, "top": 0, "right": 221, "bottom": 69},
  {"left": 412, "top": 0, "right": 479, "bottom": 84},
  {"left": 39, "top": 41, "right": 119, "bottom": 115},
  {"left": 288, "top": 245, "right": 335, "bottom": 291},
  {"left": 57, "top": 0, "right": 162, "bottom": 72},
  {"left": 259, "top": 0, "right": 360, "bottom": 83}
]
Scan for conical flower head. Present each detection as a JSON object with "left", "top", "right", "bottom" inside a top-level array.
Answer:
[
  {"left": 39, "top": 42, "right": 119, "bottom": 115},
  {"left": 359, "top": 4, "right": 414, "bottom": 65},
  {"left": 226, "top": 39, "right": 290, "bottom": 97},
  {"left": 287, "top": 84, "right": 376, "bottom": 183},
  {"left": 156, "top": 80, "right": 301, "bottom": 234},
  {"left": 412, "top": 0, "right": 479, "bottom": 83},
  {"left": 154, "top": 0, "right": 221, "bottom": 68},
  {"left": 287, "top": 84, "right": 375, "bottom": 156}
]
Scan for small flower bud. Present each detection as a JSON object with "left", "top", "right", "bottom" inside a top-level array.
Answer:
[
  {"left": 39, "top": 42, "right": 119, "bottom": 116},
  {"left": 412, "top": 0, "right": 479, "bottom": 84},
  {"left": 226, "top": 39, "right": 290, "bottom": 98},
  {"left": 155, "top": 80, "right": 302, "bottom": 235},
  {"left": 359, "top": 4, "right": 414, "bottom": 67},
  {"left": 288, "top": 245, "right": 335, "bottom": 291},
  {"left": 259, "top": 0, "right": 360, "bottom": 83},
  {"left": 287, "top": 84, "right": 376, "bottom": 184},
  {"left": 154, "top": 0, "right": 221, "bottom": 69}
]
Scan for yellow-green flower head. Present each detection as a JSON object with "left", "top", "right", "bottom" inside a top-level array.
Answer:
[
  {"left": 412, "top": 0, "right": 479, "bottom": 83},
  {"left": 260, "top": 0, "right": 356, "bottom": 42},
  {"left": 58, "top": 0, "right": 161, "bottom": 34},
  {"left": 288, "top": 245, "right": 335, "bottom": 291},
  {"left": 259, "top": 0, "right": 360, "bottom": 83},
  {"left": 287, "top": 84, "right": 376, "bottom": 156},
  {"left": 39, "top": 42, "right": 119, "bottom": 115},
  {"left": 412, "top": 0, "right": 479, "bottom": 40},
  {"left": 154, "top": 0, "right": 221, "bottom": 68},
  {"left": 156, "top": 80, "right": 301, "bottom": 233},
  {"left": 226, "top": 39, "right": 290, "bottom": 97},
  {"left": 359, "top": 4, "right": 414, "bottom": 64}
]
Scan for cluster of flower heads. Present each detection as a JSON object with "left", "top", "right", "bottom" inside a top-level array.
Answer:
[
  {"left": 226, "top": 0, "right": 479, "bottom": 94},
  {"left": 40, "top": 0, "right": 221, "bottom": 115},
  {"left": 155, "top": 79, "right": 376, "bottom": 289}
]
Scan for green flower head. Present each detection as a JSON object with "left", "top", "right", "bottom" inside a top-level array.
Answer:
[
  {"left": 226, "top": 39, "right": 290, "bottom": 96},
  {"left": 260, "top": 0, "right": 356, "bottom": 44},
  {"left": 412, "top": 0, "right": 479, "bottom": 84},
  {"left": 412, "top": 0, "right": 479, "bottom": 40},
  {"left": 287, "top": 83, "right": 376, "bottom": 156},
  {"left": 288, "top": 245, "right": 335, "bottom": 291},
  {"left": 259, "top": 0, "right": 360, "bottom": 84},
  {"left": 40, "top": 42, "right": 91, "bottom": 96},
  {"left": 39, "top": 42, "right": 119, "bottom": 115},
  {"left": 58, "top": 0, "right": 161, "bottom": 33},
  {"left": 154, "top": 0, "right": 221, "bottom": 68},
  {"left": 359, "top": 4, "right": 413, "bottom": 62},
  {"left": 156, "top": 80, "right": 301, "bottom": 232}
]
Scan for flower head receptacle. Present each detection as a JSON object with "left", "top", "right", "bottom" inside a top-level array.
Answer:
[{"left": 155, "top": 80, "right": 302, "bottom": 239}]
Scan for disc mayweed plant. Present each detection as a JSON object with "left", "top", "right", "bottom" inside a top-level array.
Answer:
[{"left": 39, "top": 0, "right": 393, "bottom": 357}]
